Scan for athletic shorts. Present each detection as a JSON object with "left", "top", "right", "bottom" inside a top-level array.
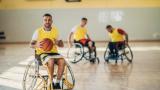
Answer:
[
  {"left": 35, "top": 53, "right": 64, "bottom": 65},
  {"left": 74, "top": 39, "right": 91, "bottom": 46}
]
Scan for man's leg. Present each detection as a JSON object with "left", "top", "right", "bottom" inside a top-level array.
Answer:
[
  {"left": 88, "top": 41, "right": 95, "bottom": 52},
  {"left": 115, "top": 42, "right": 120, "bottom": 57},
  {"left": 57, "top": 58, "right": 65, "bottom": 81},
  {"left": 88, "top": 41, "right": 96, "bottom": 60},
  {"left": 108, "top": 42, "right": 114, "bottom": 54},
  {"left": 46, "top": 58, "right": 55, "bottom": 87},
  {"left": 54, "top": 58, "right": 65, "bottom": 89}
]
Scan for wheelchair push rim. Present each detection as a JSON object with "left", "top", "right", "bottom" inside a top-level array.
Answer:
[
  {"left": 104, "top": 47, "right": 110, "bottom": 62},
  {"left": 68, "top": 43, "right": 84, "bottom": 63},
  {"left": 22, "top": 60, "right": 39, "bottom": 90},
  {"left": 124, "top": 44, "right": 133, "bottom": 63},
  {"left": 61, "top": 61, "right": 75, "bottom": 89}
]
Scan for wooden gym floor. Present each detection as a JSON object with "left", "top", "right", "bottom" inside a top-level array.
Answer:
[{"left": 0, "top": 42, "right": 160, "bottom": 90}]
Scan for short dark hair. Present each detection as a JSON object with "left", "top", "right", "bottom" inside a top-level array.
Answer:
[
  {"left": 81, "top": 17, "right": 87, "bottom": 21},
  {"left": 43, "top": 13, "right": 52, "bottom": 18},
  {"left": 106, "top": 25, "right": 112, "bottom": 29}
]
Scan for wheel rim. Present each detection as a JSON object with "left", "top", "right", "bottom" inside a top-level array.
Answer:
[
  {"left": 62, "top": 62, "right": 75, "bottom": 89},
  {"left": 124, "top": 45, "right": 133, "bottom": 62},
  {"left": 104, "top": 48, "right": 110, "bottom": 61},
  {"left": 68, "top": 43, "right": 84, "bottom": 63},
  {"left": 23, "top": 60, "right": 38, "bottom": 90}
]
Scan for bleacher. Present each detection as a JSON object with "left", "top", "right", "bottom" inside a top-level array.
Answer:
[{"left": 0, "top": 31, "right": 6, "bottom": 40}]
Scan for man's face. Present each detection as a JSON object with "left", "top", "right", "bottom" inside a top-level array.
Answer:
[
  {"left": 81, "top": 20, "right": 87, "bottom": 27},
  {"left": 107, "top": 27, "right": 113, "bottom": 33},
  {"left": 43, "top": 16, "right": 52, "bottom": 28}
]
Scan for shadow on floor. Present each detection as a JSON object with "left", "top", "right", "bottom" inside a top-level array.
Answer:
[{"left": 0, "top": 85, "right": 20, "bottom": 90}]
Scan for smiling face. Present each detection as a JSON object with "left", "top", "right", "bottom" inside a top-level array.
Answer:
[{"left": 43, "top": 16, "right": 53, "bottom": 29}]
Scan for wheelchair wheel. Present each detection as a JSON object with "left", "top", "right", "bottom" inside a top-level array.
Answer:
[
  {"left": 23, "top": 60, "right": 38, "bottom": 90},
  {"left": 104, "top": 47, "right": 110, "bottom": 63},
  {"left": 23, "top": 60, "right": 48, "bottom": 90},
  {"left": 61, "top": 62, "right": 75, "bottom": 89},
  {"left": 51, "top": 61, "right": 75, "bottom": 90},
  {"left": 68, "top": 43, "right": 84, "bottom": 63},
  {"left": 124, "top": 44, "right": 133, "bottom": 63}
]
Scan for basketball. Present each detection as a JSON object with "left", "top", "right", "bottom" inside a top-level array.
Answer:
[{"left": 40, "top": 38, "right": 53, "bottom": 52}]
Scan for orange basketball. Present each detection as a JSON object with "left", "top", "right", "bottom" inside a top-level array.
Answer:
[{"left": 40, "top": 38, "right": 53, "bottom": 52}]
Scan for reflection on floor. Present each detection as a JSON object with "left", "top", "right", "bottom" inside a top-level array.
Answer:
[{"left": 0, "top": 42, "right": 160, "bottom": 90}]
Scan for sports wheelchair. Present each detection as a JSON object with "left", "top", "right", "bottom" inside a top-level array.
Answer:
[
  {"left": 68, "top": 42, "right": 100, "bottom": 64},
  {"left": 104, "top": 42, "right": 133, "bottom": 63},
  {"left": 22, "top": 55, "right": 75, "bottom": 90}
]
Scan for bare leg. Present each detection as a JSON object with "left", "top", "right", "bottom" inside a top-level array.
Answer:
[
  {"left": 88, "top": 41, "right": 95, "bottom": 52},
  {"left": 57, "top": 58, "right": 65, "bottom": 81},
  {"left": 46, "top": 58, "right": 55, "bottom": 84}
]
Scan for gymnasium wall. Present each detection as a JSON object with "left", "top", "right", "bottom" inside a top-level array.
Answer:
[{"left": 0, "top": 0, "right": 160, "bottom": 42}]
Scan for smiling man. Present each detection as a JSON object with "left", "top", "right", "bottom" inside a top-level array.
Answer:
[{"left": 30, "top": 13, "right": 65, "bottom": 89}]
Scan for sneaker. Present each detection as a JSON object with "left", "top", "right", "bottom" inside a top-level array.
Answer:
[
  {"left": 54, "top": 83, "right": 61, "bottom": 89},
  {"left": 90, "top": 58, "right": 95, "bottom": 63}
]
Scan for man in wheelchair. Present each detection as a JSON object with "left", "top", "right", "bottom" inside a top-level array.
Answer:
[
  {"left": 106, "top": 25, "right": 128, "bottom": 59},
  {"left": 68, "top": 17, "right": 96, "bottom": 62},
  {"left": 30, "top": 13, "right": 65, "bottom": 89}
]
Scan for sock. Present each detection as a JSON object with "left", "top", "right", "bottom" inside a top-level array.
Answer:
[{"left": 56, "top": 79, "right": 60, "bottom": 84}]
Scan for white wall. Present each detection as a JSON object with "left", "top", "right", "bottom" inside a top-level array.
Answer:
[{"left": 0, "top": 8, "right": 160, "bottom": 42}]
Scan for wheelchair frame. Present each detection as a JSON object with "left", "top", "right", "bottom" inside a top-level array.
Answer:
[
  {"left": 104, "top": 43, "right": 133, "bottom": 63},
  {"left": 22, "top": 57, "right": 75, "bottom": 90},
  {"left": 68, "top": 43, "right": 100, "bottom": 64}
]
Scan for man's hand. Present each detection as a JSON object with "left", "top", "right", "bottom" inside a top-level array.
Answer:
[
  {"left": 37, "top": 41, "right": 45, "bottom": 49},
  {"left": 69, "top": 42, "right": 73, "bottom": 48},
  {"left": 125, "top": 40, "right": 128, "bottom": 45},
  {"left": 57, "top": 40, "right": 64, "bottom": 47},
  {"left": 30, "top": 40, "right": 37, "bottom": 48}
]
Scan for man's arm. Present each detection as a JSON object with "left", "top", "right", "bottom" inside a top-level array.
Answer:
[
  {"left": 68, "top": 32, "right": 73, "bottom": 47},
  {"left": 30, "top": 40, "right": 37, "bottom": 48},
  {"left": 125, "top": 33, "right": 129, "bottom": 43},
  {"left": 118, "top": 28, "right": 128, "bottom": 42},
  {"left": 30, "top": 30, "right": 38, "bottom": 48},
  {"left": 86, "top": 34, "right": 91, "bottom": 40},
  {"left": 68, "top": 26, "right": 76, "bottom": 47},
  {"left": 54, "top": 39, "right": 64, "bottom": 48}
]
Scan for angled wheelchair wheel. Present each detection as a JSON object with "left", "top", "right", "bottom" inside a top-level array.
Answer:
[
  {"left": 23, "top": 59, "right": 48, "bottom": 90},
  {"left": 61, "top": 62, "right": 75, "bottom": 90},
  {"left": 124, "top": 44, "right": 133, "bottom": 63},
  {"left": 68, "top": 43, "right": 84, "bottom": 63},
  {"left": 23, "top": 60, "right": 38, "bottom": 90},
  {"left": 104, "top": 47, "right": 110, "bottom": 63}
]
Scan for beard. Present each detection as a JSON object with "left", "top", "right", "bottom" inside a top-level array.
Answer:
[
  {"left": 44, "top": 23, "right": 51, "bottom": 28},
  {"left": 44, "top": 23, "right": 52, "bottom": 31}
]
